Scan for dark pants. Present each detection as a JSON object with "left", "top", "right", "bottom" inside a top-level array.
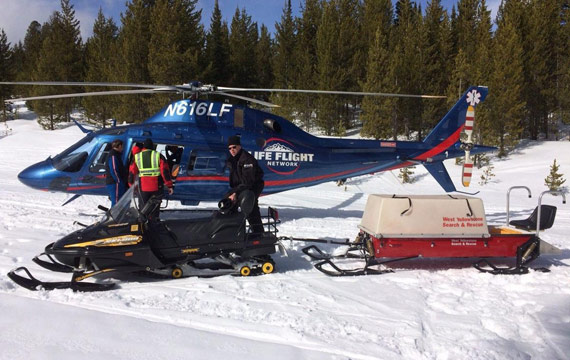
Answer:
[
  {"left": 248, "top": 188, "right": 264, "bottom": 234},
  {"left": 141, "top": 190, "right": 162, "bottom": 220}
]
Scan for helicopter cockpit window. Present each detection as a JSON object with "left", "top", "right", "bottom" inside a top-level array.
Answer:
[
  {"left": 52, "top": 136, "right": 99, "bottom": 173},
  {"left": 89, "top": 143, "right": 111, "bottom": 173},
  {"left": 187, "top": 150, "right": 226, "bottom": 175}
]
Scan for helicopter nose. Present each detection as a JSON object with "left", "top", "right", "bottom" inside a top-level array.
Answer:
[{"left": 18, "top": 159, "right": 58, "bottom": 190}]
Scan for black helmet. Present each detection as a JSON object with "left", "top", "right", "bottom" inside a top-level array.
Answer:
[{"left": 143, "top": 138, "right": 154, "bottom": 149}]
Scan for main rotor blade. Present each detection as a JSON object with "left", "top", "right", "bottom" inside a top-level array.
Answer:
[
  {"left": 0, "top": 81, "right": 171, "bottom": 89},
  {"left": 217, "top": 86, "right": 447, "bottom": 99},
  {"left": 214, "top": 91, "right": 280, "bottom": 108},
  {"left": 5, "top": 89, "right": 164, "bottom": 102}
]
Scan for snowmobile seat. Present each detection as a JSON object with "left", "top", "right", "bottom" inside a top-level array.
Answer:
[
  {"left": 161, "top": 190, "right": 256, "bottom": 247},
  {"left": 509, "top": 205, "right": 557, "bottom": 231}
]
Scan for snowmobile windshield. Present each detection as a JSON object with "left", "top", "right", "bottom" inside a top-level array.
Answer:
[{"left": 108, "top": 183, "right": 143, "bottom": 224}]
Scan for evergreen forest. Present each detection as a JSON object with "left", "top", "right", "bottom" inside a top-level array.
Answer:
[{"left": 0, "top": 0, "right": 568, "bottom": 157}]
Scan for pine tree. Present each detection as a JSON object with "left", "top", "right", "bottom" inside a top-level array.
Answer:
[
  {"left": 557, "top": 1, "right": 570, "bottom": 125},
  {"left": 316, "top": 0, "right": 341, "bottom": 135},
  {"left": 336, "top": 0, "right": 364, "bottom": 131},
  {"left": 148, "top": 0, "right": 204, "bottom": 113},
  {"left": 84, "top": 8, "right": 118, "bottom": 126},
  {"left": 255, "top": 24, "right": 273, "bottom": 89},
  {"left": 272, "top": 0, "right": 297, "bottom": 119},
  {"left": 292, "top": 0, "right": 322, "bottom": 130},
  {"left": 361, "top": 22, "right": 398, "bottom": 139},
  {"left": 421, "top": 0, "right": 451, "bottom": 133},
  {"left": 31, "top": 16, "right": 62, "bottom": 129},
  {"left": 393, "top": 0, "right": 423, "bottom": 139},
  {"left": 488, "top": 8, "right": 525, "bottom": 156},
  {"left": 111, "top": 0, "right": 153, "bottom": 123},
  {"left": 55, "top": 0, "right": 83, "bottom": 121},
  {"left": 32, "top": 0, "right": 83, "bottom": 129},
  {"left": 228, "top": 8, "right": 258, "bottom": 88},
  {"left": 545, "top": 159, "right": 566, "bottom": 191},
  {"left": 19, "top": 20, "right": 43, "bottom": 99},
  {"left": 361, "top": 0, "right": 393, "bottom": 58},
  {"left": 448, "top": 0, "right": 480, "bottom": 99},
  {"left": 0, "top": 29, "right": 13, "bottom": 121},
  {"left": 204, "top": 0, "right": 230, "bottom": 85},
  {"left": 471, "top": 0, "right": 493, "bottom": 145},
  {"left": 525, "top": 0, "right": 560, "bottom": 139}
]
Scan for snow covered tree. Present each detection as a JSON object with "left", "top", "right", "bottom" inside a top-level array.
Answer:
[
  {"left": 478, "top": 164, "right": 495, "bottom": 186},
  {"left": 398, "top": 166, "right": 415, "bottom": 183},
  {"left": 545, "top": 159, "right": 566, "bottom": 191}
]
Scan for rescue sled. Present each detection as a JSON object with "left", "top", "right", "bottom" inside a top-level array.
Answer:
[
  {"left": 8, "top": 182, "right": 285, "bottom": 292},
  {"left": 302, "top": 187, "right": 565, "bottom": 276}
]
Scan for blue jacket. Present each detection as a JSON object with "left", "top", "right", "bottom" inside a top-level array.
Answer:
[{"left": 105, "top": 149, "right": 127, "bottom": 185}]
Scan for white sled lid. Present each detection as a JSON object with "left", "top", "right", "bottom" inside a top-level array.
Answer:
[{"left": 358, "top": 194, "right": 489, "bottom": 238}]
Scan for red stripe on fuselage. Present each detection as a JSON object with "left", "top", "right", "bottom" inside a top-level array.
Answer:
[
  {"left": 176, "top": 176, "right": 229, "bottom": 182},
  {"left": 67, "top": 185, "right": 105, "bottom": 191},
  {"left": 414, "top": 125, "right": 464, "bottom": 161}
]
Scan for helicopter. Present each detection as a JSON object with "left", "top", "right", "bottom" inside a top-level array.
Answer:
[{"left": 1, "top": 81, "right": 495, "bottom": 206}]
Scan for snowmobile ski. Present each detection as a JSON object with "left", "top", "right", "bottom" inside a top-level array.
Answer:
[
  {"left": 33, "top": 251, "right": 74, "bottom": 273},
  {"left": 7, "top": 267, "right": 116, "bottom": 292}
]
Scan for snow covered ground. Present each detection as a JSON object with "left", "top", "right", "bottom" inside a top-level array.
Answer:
[{"left": 0, "top": 107, "right": 569, "bottom": 360}]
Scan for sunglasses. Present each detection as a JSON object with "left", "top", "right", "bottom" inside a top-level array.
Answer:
[{"left": 228, "top": 145, "right": 238, "bottom": 150}]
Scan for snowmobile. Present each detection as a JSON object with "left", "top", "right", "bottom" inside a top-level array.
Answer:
[
  {"left": 8, "top": 182, "right": 284, "bottom": 291},
  {"left": 299, "top": 187, "right": 565, "bottom": 276}
]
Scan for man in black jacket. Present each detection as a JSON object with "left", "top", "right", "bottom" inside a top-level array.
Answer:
[{"left": 226, "top": 135, "right": 265, "bottom": 233}]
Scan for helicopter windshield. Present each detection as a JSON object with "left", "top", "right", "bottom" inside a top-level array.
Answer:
[
  {"left": 52, "top": 135, "right": 99, "bottom": 172},
  {"left": 108, "top": 181, "right": 144, "bottom": 223}
]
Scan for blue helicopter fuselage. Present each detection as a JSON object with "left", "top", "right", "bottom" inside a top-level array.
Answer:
[{"left": 17, "top": 86, "right": 495, "bottom": 204}]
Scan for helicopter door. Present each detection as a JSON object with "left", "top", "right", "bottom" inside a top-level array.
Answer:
[
  {"left": 154, "top": 143, "right": 185, "bottom": 178},
  {"left": 88, "top": 142, "right": 112, "bottom": 173},
  {"left": 183, "top": 150, "right": 229, "bottom": 199}
]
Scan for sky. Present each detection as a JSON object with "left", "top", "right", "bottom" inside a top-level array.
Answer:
[{"left": 0, "top": 0, "right": 500, "bottom": 45}]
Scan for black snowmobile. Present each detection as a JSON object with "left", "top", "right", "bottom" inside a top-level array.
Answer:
[{"left": 8, "top": 182, "right": 284, "bottom": 292}]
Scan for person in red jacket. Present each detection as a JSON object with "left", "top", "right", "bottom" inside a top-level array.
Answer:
[{"left": 129, "top": 139, "right": 174, "bottom": 214}]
